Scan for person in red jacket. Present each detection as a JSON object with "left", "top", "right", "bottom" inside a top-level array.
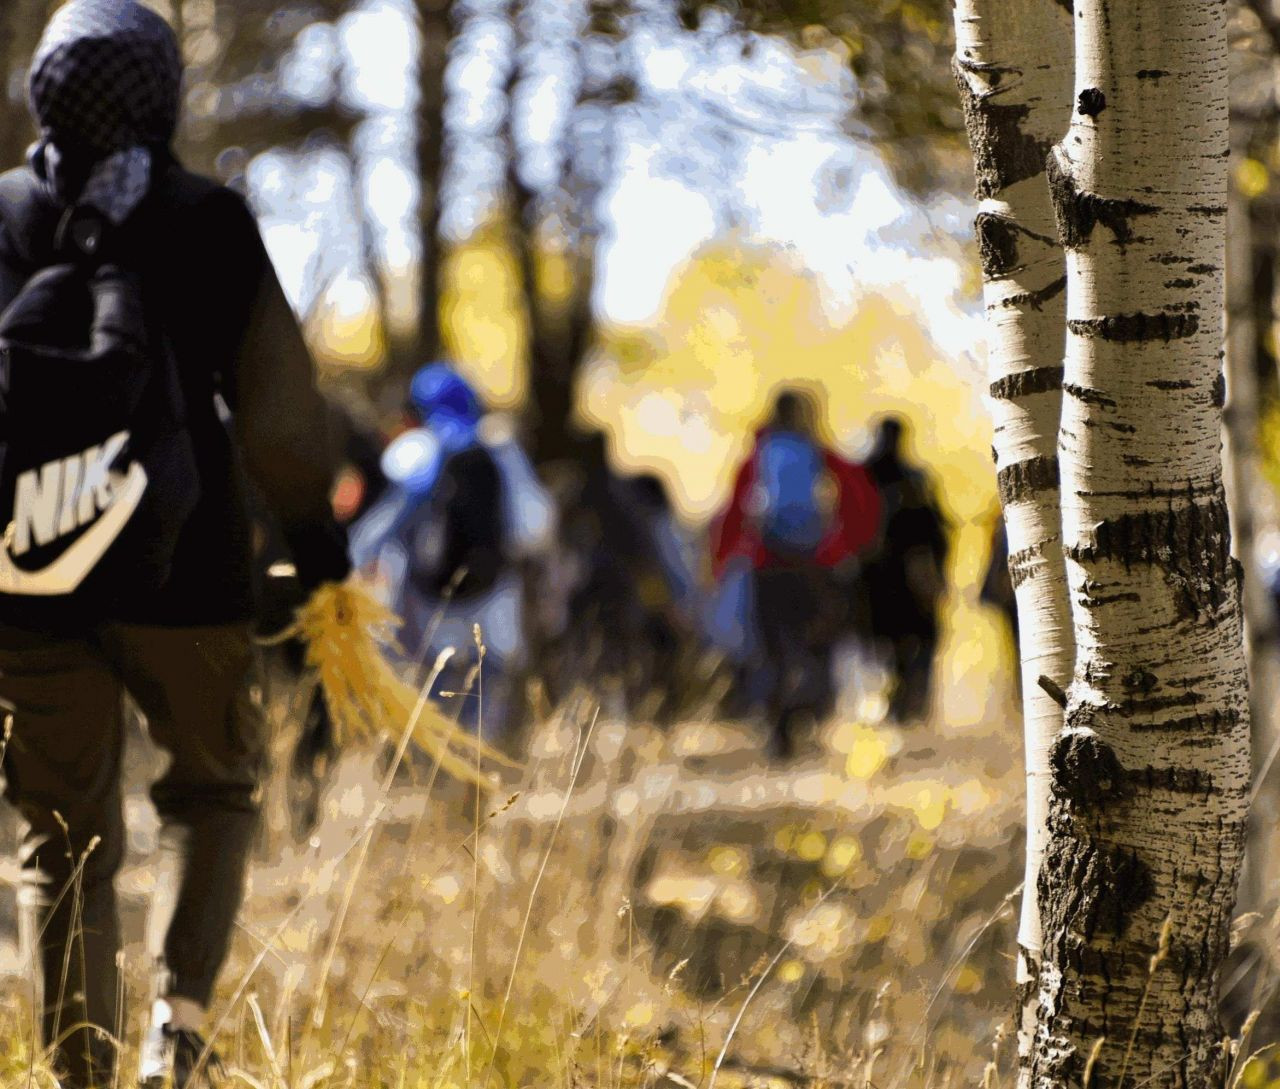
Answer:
[{"left": 710, "top": 389, "right": 880, "bottom": 758}]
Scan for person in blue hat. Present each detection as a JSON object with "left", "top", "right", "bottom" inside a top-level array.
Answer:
[{"left": 351, "top": 363, "right": 554, "bottom": 736}]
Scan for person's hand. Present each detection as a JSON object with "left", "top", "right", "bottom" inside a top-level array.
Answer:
[{"left": 287, "top": 520, "right": 352, "bottom": 594}]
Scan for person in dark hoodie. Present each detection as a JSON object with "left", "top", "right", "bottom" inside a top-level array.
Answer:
[
  {"left": 859, "top": 416, "right": 950, "bottom": 723},
  {"left": 0, "top": 2, "right": 349, "bottom": 1085}
]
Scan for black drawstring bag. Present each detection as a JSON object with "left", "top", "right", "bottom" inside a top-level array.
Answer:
[{"left": 0, "top": 179, "right": 199, "bottom": 614}]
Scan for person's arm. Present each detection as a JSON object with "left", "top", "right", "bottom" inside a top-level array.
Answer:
[
  {"left": 203, "top": 189, "right": 350, "bottom": 590},
  {"left": 823, "top": 452, "right": 883, "bottom": 565},
  {"left": 0, "top": 222, "right": 29, "bottom": 314},
  {"left": 710, "top": 453, "right": 758, "bottom": 578}
]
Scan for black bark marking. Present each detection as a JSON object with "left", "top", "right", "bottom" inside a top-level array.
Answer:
[
  {"left": 1063, "top": 382, "right": 1117, "bottom": 409},
  {"left": 1014, "top": 971, "right": 1038, "bottom": 1040},
  {"left": 1121, "top": 667, "right": 1159, "bottom": 694},
  {"left": 1047, "top": 152, "right": 1156, "bottom": 249},
  {"left": 1187, "top": 263, "right": 1218, "bottom": 275},
  {"left": 1136, "top": 69, "right": 1169, "bottom": 79},
  {"left": 1040, "top": 822, "right": 1154, "bottom": 940},
  {"left": 1189, "top": 205, "right": 1227, "bottom": 216},
  {"left": 1077, "top": 87, "right": 1106, "bottom": 116},
  {"left": 1050, "top": 727, "right": 1128, "bottom": 806},
  {"left": 997, "top": 455, "right": 1060, "bottom": 505},
  {"left": 1163, "top": 278, "right": 1196, "bottom": 289},
  {"left": 975, "top": 213, "right": 1020, "bottom": 278},
  {"left": 954, "top": 59, "right": 1052, "bottom": 199},
  {"left": 1008, "top": 542, "right": 1047, "bottom": 590},
  {"left": 1077, "top": 484, "right": 1220, "bottom": 501},
  {"left": 998, "top": 275, "right": 1067, "bottom": 311},
  {"left": 1211, "top": 371, "right": 1226, "bottom": 408},
  {"left": 1131, "top": 692, "right": 1205, "bottom": 714},
  {"left": 1146, "top": 378, "right": 1194, "bottom": 390},
  {"left": 1068, "top": 492, "right": 1234, "bottom": 620},
  {"left": 989, "top": 365, "right": 1064, "bottom": 401},
  {"left": 1117, "top": 695, "right": 1240, "bottom": 731},
  {"left": 1081, "top": 658, "right": 1112, "bottom": 688},
  {"left": 1079, "top": 590, "right": 1142, "bottom": 608},
  {"left": 1131, "top": 764, "right": 1213, "bottom": 795},
  {"left": 1068, "top": 312, "right": 1199, "bottom": 342}
]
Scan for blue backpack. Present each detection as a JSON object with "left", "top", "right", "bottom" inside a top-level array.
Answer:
[{"left": 754, "top": 431, "right": 830, "bottom": 558}]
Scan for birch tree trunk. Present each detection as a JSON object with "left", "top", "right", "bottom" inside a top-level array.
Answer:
[
  {"left": 1035, "top": 2, "right": 1251, "bottom": 1085},
  {"left": 951, "top": 0, "right": 1073, "bottom": 1074}
]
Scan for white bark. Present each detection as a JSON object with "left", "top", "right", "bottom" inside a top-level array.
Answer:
[
  {"left": 951, "top": 0, "right": 1073, "bottom": 1074},
  {"left": 1037, "top": 2, "right": 1251, "bottom": 1087}
]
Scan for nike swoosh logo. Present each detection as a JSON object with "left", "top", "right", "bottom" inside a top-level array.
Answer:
[{"left": 0, "top": 462, "right": 148, "bottom": 595}]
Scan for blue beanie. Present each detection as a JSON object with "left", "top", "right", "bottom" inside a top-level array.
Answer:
[{"left": 409, "top": 363, "right": 482, "bottom": 427}]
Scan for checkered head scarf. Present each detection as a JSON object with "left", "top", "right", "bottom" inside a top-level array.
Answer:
[{"left": 27, "top": 0, "right": 182, "bottom": 226}]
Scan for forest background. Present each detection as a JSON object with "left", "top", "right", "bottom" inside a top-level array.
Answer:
[{"left": 2, "top": 1, "right": 1280, "bottom": 1087}]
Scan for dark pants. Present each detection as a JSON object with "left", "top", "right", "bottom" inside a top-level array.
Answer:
[
  {"left": 754, "top": 568, "right": 836, "bottom": 754},
  {"left": 887, "top": 627, "right": 938, "bottom": 723},
  {"left": 0, "top": 622, "right": 264, "bottom": 1088}
]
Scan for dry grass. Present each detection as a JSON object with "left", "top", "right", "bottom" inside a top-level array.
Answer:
[
  {"left": 8, "top": 614, "right": 1268, "bottom": 1089},
  {"left": 0, "top": 669, "right": 1036, "bottom": 1089}
]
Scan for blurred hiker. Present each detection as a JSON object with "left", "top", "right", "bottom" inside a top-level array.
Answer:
[
  {"left": 550, "top": 435, "right": 702, "bottom": 719},
  {"left": 0, "top": 2, "right": 349, "bottom": 1084},
  {"left": 711, "top": 389, "right": 881, "bottom": 758},
  {"left": 351, "top": 363, "right": 553, "bottom": 737},
  {"left": 979, "top": 514, "right": 1018, "bottom": 655},
  {"left": 623, "top": 471, "right": 704, "bottom": 717},
  {"left": 858, "top": 416, "right": 950, "bottom": 723},
  {"left": 327, "top": 399, "right": 389, "bottom": 527}
]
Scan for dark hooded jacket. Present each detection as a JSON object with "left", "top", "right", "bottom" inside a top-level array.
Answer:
[{"left": 0, "top": 0, "right": 348, "bottom": 629}]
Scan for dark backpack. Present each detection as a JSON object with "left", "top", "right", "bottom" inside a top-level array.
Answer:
[
  {"left": 0, "top": 174, "right": 199, "bottom": 613},
  {"left": 405, "top": 442, "right": 506, "bottom": 601},
  {"left": 753, "top": 430, "right": 833, "bottom": 560}
]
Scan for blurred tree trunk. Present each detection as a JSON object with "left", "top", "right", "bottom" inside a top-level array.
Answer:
[
  {"left": 950, "top": 0, "right": 1072, "bottom": 1078},
  {"left": 0, "top": 0, "right": 49, "bottom": 170},
  {"left": 404, "top": 0, "right": 450, "bottom": 374},
  {"left": 1033, "top": 1, "right": 1251, "bottom": 1086},
  {"left": 507, "top": 0, "right": 631, "bottom": 467},
  {"left": 503, "top": 105, "right": 589, "bottom": 467},
  {"left": 1224, "top": 184, "right": 1280, "bottom": 916},
  {"left": 1234, "top": 3, "right": 1280, "bottom": 918},
  {"left": 175, "top": 1, "right": 363, "bottom": 179}
]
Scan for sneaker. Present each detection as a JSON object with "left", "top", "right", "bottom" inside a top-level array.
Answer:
[{"left": 138, "top": 1024, "right": 224, "bottom": 1089}]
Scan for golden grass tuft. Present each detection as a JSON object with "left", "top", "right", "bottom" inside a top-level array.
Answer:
[{"left": 286, "top": 580, "right": 517, "bottom": 786}]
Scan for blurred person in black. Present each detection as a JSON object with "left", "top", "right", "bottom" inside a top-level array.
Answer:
[
  {"left": 0, "top": 2, "right": 349, "bottom": 1084},
  {"left": 548, "top": 432, "right": 702, "bottom": 721},
  {"left": 858, "top": 415, "right": 950, "bottom": 723},
  {"left": 979, "top": 514, "right": 1018, "bottom": 661}
]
